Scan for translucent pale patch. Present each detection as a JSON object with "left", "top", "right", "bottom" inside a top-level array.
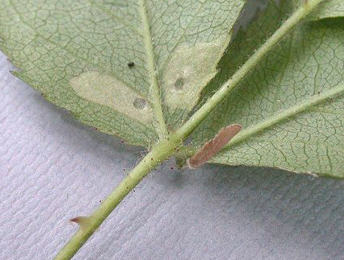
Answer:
[
  {"left": 70, "top": 71, "right": 153, "bottom": 123},
  {"left": 161, "top": 40, "right": 227, "bottom": 111}
]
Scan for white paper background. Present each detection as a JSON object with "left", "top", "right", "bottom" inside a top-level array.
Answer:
[{"left": 1, "top": 51, "right": 344, "bottom": 260}]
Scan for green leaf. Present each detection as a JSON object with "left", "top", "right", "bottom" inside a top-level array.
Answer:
[
  {"left": 0, "top": 0, "right": 244, "bottom": 147},
  {"left": 309, "top": 0, "right": 344, "bottom": 20},
  {"left": 192, "top": 2, "right": 344, "bottom": 177},
  {"left": 200, "top": 0, "right": 295, "bottom": 103},
  {"left": 4, "top": 1, "right": 344, "bottom": 257},
  {"left": 1, "top": 0, "right": 344, "bottom": 178}
]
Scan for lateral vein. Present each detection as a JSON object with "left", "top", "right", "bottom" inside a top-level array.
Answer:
[{"left": 225, "top": 83, "right": 344, "bottom": 149}]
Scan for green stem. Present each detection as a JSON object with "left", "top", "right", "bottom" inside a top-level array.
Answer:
[
  {"left": 177, "top": 0, "right": 326, "bottom": 139},
  {"left": 54, "top": 0, "right": 326, "bottom": 259},
  {"left": 54, "top": 134, "right": 182, "bottom": 260}
]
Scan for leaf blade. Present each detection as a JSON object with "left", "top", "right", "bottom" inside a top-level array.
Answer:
[
  {"left": 309, "top": 0, "right": 344, "bottom": 20},
  {"left": 196, "top": 16, "right": 344, "bottom": 177},
  {"left": 0, "top": 0, "right": 244, "bottom": 147}
]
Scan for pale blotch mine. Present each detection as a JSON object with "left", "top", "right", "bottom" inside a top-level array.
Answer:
[
  {"left": 70, "top": 71, "right": 153, "bottom": 123},
  {"left": 161, "top": 40, "right": 227, "bottom": 111}
]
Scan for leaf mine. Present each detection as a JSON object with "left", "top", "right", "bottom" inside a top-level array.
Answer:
[
  {"left": 162, "top": 40, "right": 228, "bottom": 112},
  {"left": 70, "top": 71, "right": 154, "bottom": 124}
]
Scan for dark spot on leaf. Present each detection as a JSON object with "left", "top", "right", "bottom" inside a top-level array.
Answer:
[
  {"left": 133, "top": 98, "right": 146, "bottom": 109},
  {"left": 174, "top": 77, "right": 185, "bottom": 90},
  {"left": 127, "top": 61, "right": 135, "bottom": 68}
]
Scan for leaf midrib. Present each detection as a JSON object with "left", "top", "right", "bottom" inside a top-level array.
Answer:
[
  {"left": 138, "top": 0, "right": 168, "bottom": 140},
  {"left": 8, "top": 0, "right": 170, "bottom": 138}
]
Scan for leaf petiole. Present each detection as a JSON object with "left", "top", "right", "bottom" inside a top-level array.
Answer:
[
  {"left": 55, "top": 0, "right": 327, "bottom": 258},
  {"left": 54, "top": 134, "right": 182, "bottom": 260}
]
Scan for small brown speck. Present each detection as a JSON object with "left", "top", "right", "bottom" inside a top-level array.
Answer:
[{"left": 128, "top": 61, "right": 135, "bottom": 68}]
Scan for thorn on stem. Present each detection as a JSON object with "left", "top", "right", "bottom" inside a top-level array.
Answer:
[{"left": 70, "top": 216, "right": 94, "bottom": 232}]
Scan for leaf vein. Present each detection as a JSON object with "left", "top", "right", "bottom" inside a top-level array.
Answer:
[{"left": 138, "top": 0, "right": 168, "bottom": 139}]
